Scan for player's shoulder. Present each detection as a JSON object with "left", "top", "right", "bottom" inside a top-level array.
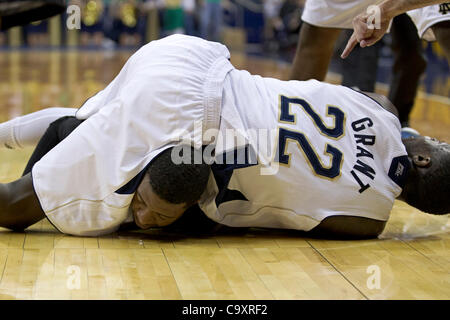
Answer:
[
  {"left": 359, "top": 92, "right": 399, "bottom": 118},
  {"left": 311, "top": 82, "right": 399, "bottom": 117}
]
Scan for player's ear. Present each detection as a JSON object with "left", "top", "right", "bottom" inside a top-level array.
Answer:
[{"left": 412, "top": 154, "right": 431, "bottom": 168}]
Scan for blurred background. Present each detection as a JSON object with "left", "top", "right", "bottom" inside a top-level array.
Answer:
[{"left": 0, "top": 0, "right": 448, "bottom": 133}]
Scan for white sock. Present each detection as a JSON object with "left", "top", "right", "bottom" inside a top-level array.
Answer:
[{"left": 0, "top": 107, "right": 77, "bottom": 149}]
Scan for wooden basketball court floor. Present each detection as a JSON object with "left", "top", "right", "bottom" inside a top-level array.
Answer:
[{"left": 0, "top": 50, "right": 448, "bottom": 300}]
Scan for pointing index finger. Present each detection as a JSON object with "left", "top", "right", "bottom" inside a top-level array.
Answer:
[{"left": 341, "top": 33, "right": 358, "bottom": 59}]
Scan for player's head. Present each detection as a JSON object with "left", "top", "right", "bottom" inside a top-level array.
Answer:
[
  {"left": 148, "top": 146, "right": 210, "bottom": 206},
  {"left": 133, "top": 146, "right": 211, "bottom": 229},
  {"left": 400, "top": 136, "right": 450, "bottom": 215}
]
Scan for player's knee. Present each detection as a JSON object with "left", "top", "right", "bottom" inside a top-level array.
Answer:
[
  {"left": 393, "top": 49, "right": 427, "bottom": 74},
  {"left": 46, "top": 116, "right": 71, "bottom": 137},
  {"left": 45, "top": 116, "right": 82, "bottom": 141}
]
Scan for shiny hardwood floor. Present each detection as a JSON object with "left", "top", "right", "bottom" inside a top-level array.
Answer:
[{"left": 0, "top": 50, "right": 448, "bottom": 300}]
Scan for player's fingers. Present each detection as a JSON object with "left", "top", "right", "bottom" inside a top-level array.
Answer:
[
  {"left": 352, "top": 14, "right": 373, "bottom": 41},
  {"left": 361, "top": 34, "right": 382, "bottom": 47},
  {"left": 341, "top": 33, "right": 358, "bottom": 59}
]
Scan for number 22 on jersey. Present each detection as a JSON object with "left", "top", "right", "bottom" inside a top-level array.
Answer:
[{"left": 275, "top": 95, "right": 346, "bottom": 180}]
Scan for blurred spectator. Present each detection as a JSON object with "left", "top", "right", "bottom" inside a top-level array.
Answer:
[
  {"left": 24, "top": 20, "right": 50, "bottom": 47},
  {"left": 80, "top": 0, "right": 105, "bottom": 46},
  {"left": 183, "top": 0, "right": 197, "bottom": 36},
  {"left": 140, "top": 0, "right": 164, "bottom": 42},
  {"left": 263, "top": 0, "right": 283, "bottom": 47},
  {"left": 0, "top": 32, "right": 6, "bottom": 47},
  {"left": 116, "top": 0, "right": 142, "bottom": 46},
  {"left": 102, "top": 0, "right": 119, "bottom": 46},
  {"left": 267, "top": 0, "right": 303, "bottom": 52},
  {"left": 200, "top": 0, "right": 222, "bottom": 41},
  {"left": 162, "top": 0, "right": 185, "bottom": 36}
]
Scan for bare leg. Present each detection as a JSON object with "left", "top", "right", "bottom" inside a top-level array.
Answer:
[
  {"left": 0, "top": 173, "right": 45, "bottom": 231},
  {"left": 388, "top": 14, "right": 427, "bottom": 127},
  {"left": 432, "top": 21, "right": 450, "bottom": 62},
  {"left": 290, "top": 22, "right": 342, "bottom": 81}
]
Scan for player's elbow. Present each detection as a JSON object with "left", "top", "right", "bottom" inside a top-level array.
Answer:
[{"left": 309, "top": 215, "right": 387, "bottom": 240}]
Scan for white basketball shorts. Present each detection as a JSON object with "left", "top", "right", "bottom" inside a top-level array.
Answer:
[{"left": 301, "top": 0, "right": 385, "bottom": 29}]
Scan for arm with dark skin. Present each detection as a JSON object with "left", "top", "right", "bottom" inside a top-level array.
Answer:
[
  {"left": 153, "top": 205, "right": 387, "bottom": 240},
  {"left": 0, "top": 116, "right": 83, "bottom": 232},
  {"left": 308, "top": 216, "right": 386, "bottom": 240},
  {"left": 290, "top": 23, "right": 342, "bottom": 81},
  {"left": 0, "top": 173, "right": 45, "bottom": 231}
]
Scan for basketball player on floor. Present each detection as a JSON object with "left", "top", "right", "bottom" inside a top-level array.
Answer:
[
  {"left": 0, "top": 35, "right": 448, "bottom": 239},
  {"left": 342, "top": 0, "right": 450, "bottom": 62}
]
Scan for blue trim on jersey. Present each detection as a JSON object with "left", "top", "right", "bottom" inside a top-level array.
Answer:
[
  {"left": 115, "top": 163, "right": 151, "bottom": 195},
  {"left": 348, "top": 87, "right": 387, "bottom": 111},
  {"left": 211, "top": 145, "right": 257, "bottom": 206}
]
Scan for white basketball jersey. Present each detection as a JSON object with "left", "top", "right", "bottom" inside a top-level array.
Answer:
[{"left": 199, "top": 70, "right": 410, "bottom": 231}]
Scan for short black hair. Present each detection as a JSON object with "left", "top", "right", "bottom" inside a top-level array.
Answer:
[
  {"left": 403, "top": 153, "right": 450, "bottom": 214},
  {"left": 148, "top": 146, "right": 210, "bottom": 206}
]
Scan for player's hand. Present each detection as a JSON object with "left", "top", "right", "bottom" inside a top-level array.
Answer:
[{"left": 341, "top": 10, "right": 390, "bottom": 59}]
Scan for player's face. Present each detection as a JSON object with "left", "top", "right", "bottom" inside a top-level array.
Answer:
[
  {"left": 132, "top": 186, "right": 187, "bottom": 229},
  {"left": 403, "top": 136, "right": 450, "bottom": 173}
]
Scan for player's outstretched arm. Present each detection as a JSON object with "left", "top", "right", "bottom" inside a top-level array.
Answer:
[
  {"left": 0, "top": 173, "right": 45, "bottom": 231},
  {"left": 341, "top": 0, "right": 444, "bottom": 58}
]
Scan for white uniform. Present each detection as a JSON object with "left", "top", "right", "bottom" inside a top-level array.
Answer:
[
  {"left": 32, "top": 35, "right": 234, "bottom": 236},
  {"left": 407, "top": 3, "right": 450, "bottom": 41},
  {"left": 301, "top": 0, "right": 385, "bottom": 29},
  {"left": 32, "top": 35, "right": 408, "bottom": 236},
  {"left": 199, "top": 69, "right": 410, "bottom": 231}
]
